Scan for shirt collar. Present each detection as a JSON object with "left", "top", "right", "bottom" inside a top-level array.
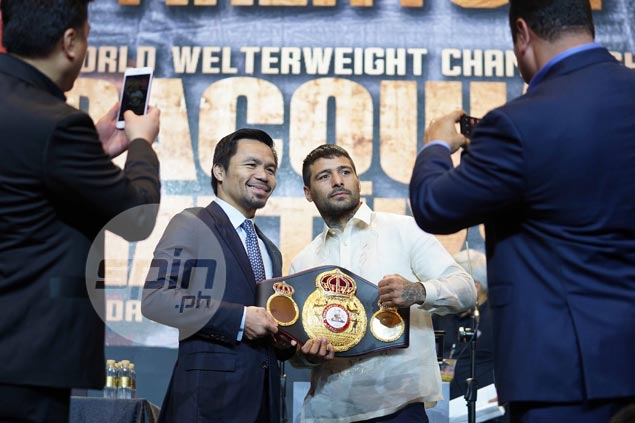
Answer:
[
  {"left": 351, "top": 202, "right": 372, "bottom": 226},
  {"left": 214, "top": 198, "right": 252, "bottom": 230},
  {"left": 321, "top": 202, "right": 372, "bottom": 242},
  {"left": 528, "top": 42, "right": 603, "bottom": 91}
]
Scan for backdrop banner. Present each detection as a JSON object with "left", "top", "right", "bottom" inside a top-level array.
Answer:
[{"left": 59, "top": 0, "right": 634, "bottom": 347}]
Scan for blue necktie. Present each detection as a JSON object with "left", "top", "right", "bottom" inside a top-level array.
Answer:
[{"left": 241, "top": 219, "right": 266, "bottom": 282}]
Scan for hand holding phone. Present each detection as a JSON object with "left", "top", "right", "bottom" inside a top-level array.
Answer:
[
  {"left": 116, "top": 67, "right": 154, "bottom": 129},
  {"left": 459, "top": 115, "right": 481, "bottom": 138}
]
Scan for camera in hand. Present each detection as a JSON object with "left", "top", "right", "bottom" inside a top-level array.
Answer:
[{"left": 459, "top": 115, "right": 481, "bottom": 138}]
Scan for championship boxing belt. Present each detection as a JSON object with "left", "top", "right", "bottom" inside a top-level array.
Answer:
[{"left": 256, "top": 265, "right": 409, "bottom": 357}]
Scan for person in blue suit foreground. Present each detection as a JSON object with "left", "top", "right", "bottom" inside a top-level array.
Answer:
[{"left": 409, "top": 0, "right": 635, "bottom": 421}]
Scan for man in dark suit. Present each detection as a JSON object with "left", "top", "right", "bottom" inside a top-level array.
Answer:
[
  {"left": 143, "top": 128, "right": 292, "bottom": 423},
  {"left": 409, "top": 0, "right": 635, "bottom": 421},
  {"left": 0, "top": 1, "right": 161, "bottom": 422}
]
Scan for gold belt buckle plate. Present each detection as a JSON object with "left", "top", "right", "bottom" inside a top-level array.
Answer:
[{"left": 302, "top": 268, "right": 367, "bottom": 352}]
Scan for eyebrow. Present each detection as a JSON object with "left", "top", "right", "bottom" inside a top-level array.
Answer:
[
  {"left": 241, "top": 156, "right": 277, "bottom": 168},
  {"left": 315, "top": 165, "right": 353, "bottom": 178},
  {"left": 241, "top": 156, "right": 263, "bottom": 164}
]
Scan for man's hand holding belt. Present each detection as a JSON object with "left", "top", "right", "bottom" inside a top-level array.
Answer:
[
  {"left": 378, "top": 275, "right": 427, "bottom": 308},
  {"left": 299, "top": 336, "right": 336, "bottom": 365}
]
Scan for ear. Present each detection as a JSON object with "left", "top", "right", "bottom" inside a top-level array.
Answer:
[
  {"left": 212, "top": 164, "right": 225, "bottom": 185},
  {"left": 514, "top": 18, "right": 532, "bottom": 53},
  {"left": 61, "top": 28, "right": 80, "bottom": 61},
  {"left": 303, "top": 186, "right": 313, "bottom": 203}
]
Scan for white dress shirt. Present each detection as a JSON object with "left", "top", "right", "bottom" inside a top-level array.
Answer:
[
  {"left": 290, "top": 202, "right": 476, "bottom": 423},
  {"left": 215, "top": 198, "right": 273, "bottom": 341}
]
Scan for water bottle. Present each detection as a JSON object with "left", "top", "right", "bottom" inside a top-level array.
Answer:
[
  {"left": 129, "top": 362, "right": 137, "bottom": 399},
  {"left": 117, "top": 360, "right": 132, "bottom": 399},
  {"left": 115, "top": 362, "right": 122, "bottom": 396},
  {"left": 103, "top": 359, "right": 117, "bottom": 399}
]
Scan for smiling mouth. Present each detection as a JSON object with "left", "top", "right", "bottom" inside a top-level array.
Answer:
[{"left": 249, "top": 184, "right": 270, "bottom": 194}]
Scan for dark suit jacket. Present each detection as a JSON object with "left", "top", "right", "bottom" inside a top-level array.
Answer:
[
  {"left": 143, "top": 201, "right": 287, "bottom": 423},
  {"left": 0, "top": 54, "right": 160, "bottom": 389},
  {"left": 410, "top": 47, "right": 635, "bottom": 403}
]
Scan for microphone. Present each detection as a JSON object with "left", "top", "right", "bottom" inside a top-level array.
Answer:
[{"left": 472, "top": 303, "right": 480, "bottom": 327}]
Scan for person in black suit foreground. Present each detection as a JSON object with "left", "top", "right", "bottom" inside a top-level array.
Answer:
[
  {"left": 143, "top": 128, "right": 294, "bottom": 423},
  {"left": 410, "top": 1, "right": 635, "bottom": 421},
  {"left": 0, "top": 1, "right": 161, "bottom": 422}
]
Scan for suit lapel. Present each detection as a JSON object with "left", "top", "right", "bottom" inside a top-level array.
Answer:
[
  {"left": 255, "top": 225, "right": 282, "bottom": 278},
  {"left": 203, "top": 202, "right": 256, "bottom": 291},
  {"left": 202, "top": 202, "right": 282, "bottom": 282}
]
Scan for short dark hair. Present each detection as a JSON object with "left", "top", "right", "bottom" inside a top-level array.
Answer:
[
  {"left": 302, "top": 144, "right": 357, "bottom": 188},
  {"left": 1, "top": 0, "right": 92, "bottom": 58},
  {"left": 509, "top": 0, "right": 594, "bottom": 43},
  {"left": 211, "top": 128, "right": 278, "bottom": 195}
]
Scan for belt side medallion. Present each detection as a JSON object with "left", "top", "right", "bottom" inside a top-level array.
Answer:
[
  {"left": 370, "top": 303, "right": 405, "bottom": 343},
  {"left": 266, "top": 281, "right": 300, "bottom": 326}
]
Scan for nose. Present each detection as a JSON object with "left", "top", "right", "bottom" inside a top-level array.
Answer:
[
  {"left": 254, "top": 166, "right": 269, "bottom": 181},
  {"left": 331, "top": 173, "right": 343, "bottom": 187}
]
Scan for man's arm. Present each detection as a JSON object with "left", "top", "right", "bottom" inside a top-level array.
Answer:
[
  {"left": 142, "top": 210, "right": 277, "bottom": 343},
  {"left": 45, "top": 112, "right": 160, "bottom": 241},
  {"left": 409, "top": 110, "right": 525, "bottom": 235},
  {"left": 379, "top": 219, "right": 476, "bottom": 314}
]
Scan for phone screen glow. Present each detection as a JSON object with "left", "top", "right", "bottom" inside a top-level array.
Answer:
[{"left": 117, "top": 74, "right": 151, "bottom": 122}]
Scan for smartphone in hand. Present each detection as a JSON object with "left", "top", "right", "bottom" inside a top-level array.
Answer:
[
  {"left": 116, "top": 67, "right": 154, "bottom": 129},
  {"left": 459, "top": 115, "right": 481, "bottom": 138}
]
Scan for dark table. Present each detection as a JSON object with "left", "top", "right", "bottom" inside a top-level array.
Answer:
[{"left": 70, "top": 396, "right": 160, "bottom": 423}]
